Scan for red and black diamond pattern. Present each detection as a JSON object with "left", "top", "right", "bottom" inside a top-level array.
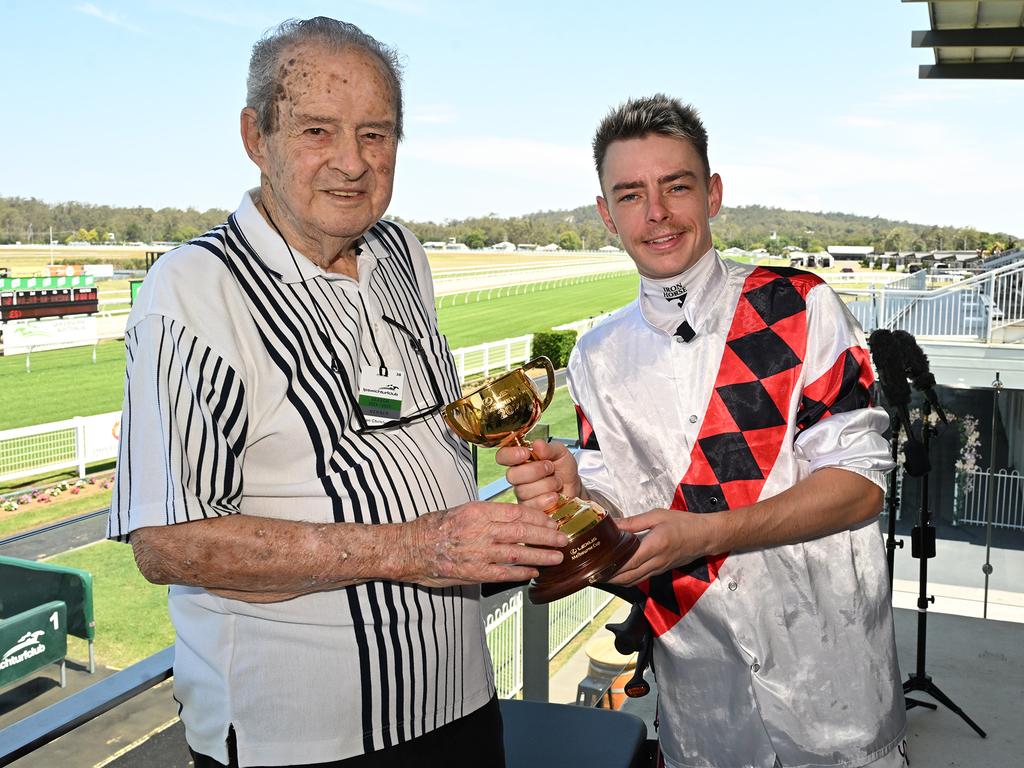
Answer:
[
  {"left": 638, "top": 266, "right": 874, "bottom": 638},
  {"left": 575, "top": 405, "right": 600, "bottom": 450},
  {"left": 796, "top": 346, "right": 874, "bottom": 433}
]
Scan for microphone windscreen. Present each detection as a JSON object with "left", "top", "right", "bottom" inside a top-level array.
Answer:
[
  {"left": 903, "top": 438, "right": 931, "bottom": 477},
  {"left": 868, "top": 329, "right": 911, "bottom": 407}
]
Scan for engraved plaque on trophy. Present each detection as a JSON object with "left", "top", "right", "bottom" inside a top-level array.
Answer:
[{"left": 442, "top": 357, "right": 640, "bottom": 603}]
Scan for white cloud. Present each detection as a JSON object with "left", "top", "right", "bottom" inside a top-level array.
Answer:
[{"left": 73, "top": 3, "right": 142, "bottom": 32}]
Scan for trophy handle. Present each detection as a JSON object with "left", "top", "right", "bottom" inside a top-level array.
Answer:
[{"left": 523, "top": 356, "right": 556, "bottom": 412}]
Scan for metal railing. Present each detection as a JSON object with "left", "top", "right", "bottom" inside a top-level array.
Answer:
[
  {"left": 548, "top": 587, "right": 613, "bottom": 658},
  {"left": 955, "top": 468, "right": 1024, "bottom": 530},
  {"left": 840, "top": 259, "right": 1024, "bottom": 341},
  {"left": 485, "top": 590, "right": 524, "bottom": 699}
]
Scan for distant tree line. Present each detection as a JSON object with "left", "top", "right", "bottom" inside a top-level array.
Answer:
[
  {"left": 0, "top": 197, "right": 230, "bottom": 245},
  {"left": 0, "top": 196, "right": 1016, "bottom": 254}
]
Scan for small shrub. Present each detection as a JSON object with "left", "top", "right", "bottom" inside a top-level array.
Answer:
[{"left": 532, "top": 330, "right": 578, "bottom": 369}]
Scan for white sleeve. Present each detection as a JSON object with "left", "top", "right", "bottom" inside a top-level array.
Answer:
[
  {"left": 793, "top": 284, "right": 894, "bottom": 491},
  {"left": 566, "top": 346, "right": 623, "bottom": 511},
  {"left": 107, "top": 314, "right": 248, "bottom": 541}
]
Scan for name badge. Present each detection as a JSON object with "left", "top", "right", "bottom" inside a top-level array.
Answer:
[{"left": 358, "top": 367, "right": 405, "bottom": 426}]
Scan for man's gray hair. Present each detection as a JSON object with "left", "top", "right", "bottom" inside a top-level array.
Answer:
[
  {"left": 592, "top": 94, "right": 709, "bottom": 181},
  {"left": 247, "top": 17, "right": 404, "bottom": 138}
]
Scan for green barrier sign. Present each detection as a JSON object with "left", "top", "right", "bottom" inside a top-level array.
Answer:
[
  {"left": 0, "top": 600, "right": 67, "bottom": 689},
  {"left": 130, "top": 279, "right": 144, "bottom": 305},
  {"left": 0, "top": 276, "right": 95, "bottom": 291}
]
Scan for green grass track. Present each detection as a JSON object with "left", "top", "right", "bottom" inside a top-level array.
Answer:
[
  {"left": 1, "top": 273, "right": 635, "bottom": 430},
  {"left": 437, "top": 273, "right": 636, "bottom": 348}
]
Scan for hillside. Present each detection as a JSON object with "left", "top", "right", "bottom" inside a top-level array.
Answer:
[
  {"left": 396, "top": 203, "right": 1018, "bottom": 255},
  {"left": 0, "top": 195, "right": 1016, "bottom": 255}
]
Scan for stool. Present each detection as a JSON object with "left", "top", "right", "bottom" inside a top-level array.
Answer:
[{"left": 576, "top": 634, "right": 637, "bottom": 709}]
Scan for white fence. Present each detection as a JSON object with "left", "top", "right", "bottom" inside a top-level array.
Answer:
[
  {"left": 485, "top": 591, "right": 525, "bottom": 699},
  {"left": 484, "top": 587, "right": 614, "bottom": 699},
  {"left": 955, "top": 468, "right": 1024, "bottom": 530},
  {"left": 0, "top": 412, "right": 121, "bottom": 483},
  {"left": 553, "top": 312, "right": 613, "bottom": 337},
  {"left": 435, "top": 269, "right": 635, "bottom": 309},
  {"left": 450, "top": 335, "right": 534, "bottom": 384}
]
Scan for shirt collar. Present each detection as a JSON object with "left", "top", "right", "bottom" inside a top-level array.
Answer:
[
  {"left": 638, "top": 247, "right": 728, "bottom": 336},
  {"left": 233, "top": 189, "right": 387, "bottom": 285}
]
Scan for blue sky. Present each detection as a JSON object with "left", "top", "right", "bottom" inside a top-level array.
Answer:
[{"left": 1, "top": 1, "right": 1021, "bottom": 234}]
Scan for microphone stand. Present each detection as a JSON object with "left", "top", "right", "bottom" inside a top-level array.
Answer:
[
  {"left": 902, "top": 401, "right": 986, "bottom": 737},
  {"left": 884, "top": 412, "right": 904, "bottom": 593}
]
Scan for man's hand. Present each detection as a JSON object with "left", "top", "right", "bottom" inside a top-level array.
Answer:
[
  {"left": 496, "top": 440, "right": 582, "bottom": 511},
  {"left": 604, "top": 468, "right": 886, "bottom": 586},
  {"left": 400, "top": 501, "right": 568, "bottom": 587},
  {"left": 605, "top": 509, "right": 712, "bottom": 586}
]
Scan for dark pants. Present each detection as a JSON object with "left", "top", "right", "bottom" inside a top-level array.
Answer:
[{"left": 190, "top": 695, "right": 505, "bottom": 768}]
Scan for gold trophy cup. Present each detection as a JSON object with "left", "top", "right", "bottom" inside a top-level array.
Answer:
[{"left": 443, "top": 357, "right": 640, "bottom": 603}]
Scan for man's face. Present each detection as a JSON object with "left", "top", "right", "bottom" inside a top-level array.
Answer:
[
  {"left": 596, "top": 133, "right": 722, "bottom": 279},
  {"left": 245, "top": 43, "right": 398, "bottom": 250}
]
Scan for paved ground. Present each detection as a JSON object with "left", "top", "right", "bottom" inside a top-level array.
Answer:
[
  {"left": 0, "top": 660, "right": 113, "bottom": 732},
  {"left": 0, "top": 512, "right": 108, "bottom": 561}
]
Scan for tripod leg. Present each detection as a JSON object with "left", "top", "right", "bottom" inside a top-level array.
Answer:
[
  {"left": 904, "top": 697, "right": 937, "bottom": 711},
  {"left": 919, "top": 680, "right": 987, "bottom": 738}
]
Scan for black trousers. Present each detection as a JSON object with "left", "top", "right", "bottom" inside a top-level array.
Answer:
[{"left": 190, "top": 695, "right": 505, "bottom": 768}]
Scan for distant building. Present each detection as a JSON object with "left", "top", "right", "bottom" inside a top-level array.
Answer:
[
  {"left": 443, "top": 237, "right": 469, "bottom": 251},
  {"left": 827, "top": 245, "right": 874, "bottom": 258},
  {"left": 789, "top": 251, "right": 833, "bottom": 268},
  {"left": 539, "top": 243, "right": 560, "bottom": 252},
  {"left": 931, "top": 250, "right": 981, "bottom": 267},
  {"left": 516, "top": 243, "right": 539, "bottom": 251},
  {"left": 487, "top": 241, "right": 516, "bottom": 251},
  {"left": 597, "top": 245, "right": 621, "bottom": 253},
  {"left": 422, "top": 241, "right": 446, "bottom": 249}
]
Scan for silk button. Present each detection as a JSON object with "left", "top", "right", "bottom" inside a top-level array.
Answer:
[
  {"left": 728, "top": 581, "right": 738, "bottom": 591},
  {"left": 751, "top": 662, "right": 760, "bottom": 673},
  {"left": 688, "top": 414, "right": 698, "bottom": 424}
]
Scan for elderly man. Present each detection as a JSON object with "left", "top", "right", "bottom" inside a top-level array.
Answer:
[
  {"left": 499, "top": 95, "right": 908, "bottom": 768},
  {"left": 109, "top": 17, "right": 565, "bottom": 768}
]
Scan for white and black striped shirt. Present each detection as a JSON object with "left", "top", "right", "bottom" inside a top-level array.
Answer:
[{"left": 109, "top": 191, "right": 494, "bottom": 766}]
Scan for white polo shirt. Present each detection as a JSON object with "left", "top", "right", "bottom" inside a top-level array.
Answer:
[{"left": 109, "top": 191, "right": 494, "bottom": 766}]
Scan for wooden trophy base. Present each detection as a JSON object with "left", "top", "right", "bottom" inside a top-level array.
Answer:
[{"left": 528, "top": 506, "right": 640, "bottom": 604}]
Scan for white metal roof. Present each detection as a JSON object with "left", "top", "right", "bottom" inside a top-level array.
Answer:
[{"left": 907, "top": 0, "right": 1024, "bottom": 78}]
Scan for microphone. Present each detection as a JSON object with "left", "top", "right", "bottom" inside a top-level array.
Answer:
[
  {"left": 892, "top": 330, "right": 948, "bottom": 425},
  {"left": 674, "top": 320, "right": 696, "bottom": 342},
  {"left": 867, "top": 329, "right": 930, "bottom": 477}
]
